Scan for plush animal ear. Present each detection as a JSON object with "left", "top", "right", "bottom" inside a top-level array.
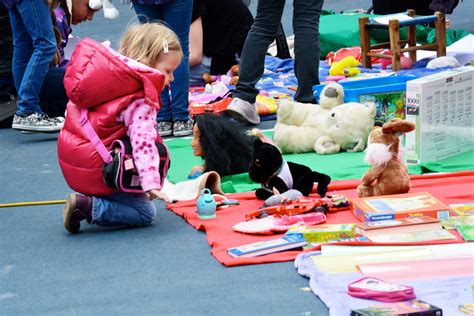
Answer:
[
  {"left": 382, "top": 119, "right": 416, "bottom": 134},
  {"left": 253, "top": 138, "right": 264, "bottom": 151}
]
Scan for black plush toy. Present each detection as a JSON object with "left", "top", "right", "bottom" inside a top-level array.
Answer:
[{"left": 248, "top": 138, "right": 331, "bottom": 200}]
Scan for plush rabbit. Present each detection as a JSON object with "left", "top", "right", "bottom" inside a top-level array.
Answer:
[{"left": 357, "top": 119, "right": 416, "bottom": 197}]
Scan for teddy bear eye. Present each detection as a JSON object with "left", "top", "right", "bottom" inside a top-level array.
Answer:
[
  {"left": 331, "top": 113, "right": 336, "bottom": 117},
  {"left": 254, "top": 159, "right": 261, "bottom": 167}
]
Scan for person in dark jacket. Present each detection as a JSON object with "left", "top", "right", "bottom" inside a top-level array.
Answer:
[{"left": 189, "top": 0, "right": 253, "bottom": 85}]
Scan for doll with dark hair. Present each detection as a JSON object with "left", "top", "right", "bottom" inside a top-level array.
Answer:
[{"left": 190, "top": 113, "right": 254, "bottom": 178}]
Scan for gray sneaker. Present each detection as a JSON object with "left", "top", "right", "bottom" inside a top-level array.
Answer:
[
  {"left": 173, "top": 119, "right": 193, "bottom": 137},
  {"left": 157, "top": 121, "right": 173, "bottom": 137},
  {"left": 12, "top": 113, "right": 64, "bottom": 132},
  {"left": 225, "top": 97, "right": 260, "bottom": 125}
]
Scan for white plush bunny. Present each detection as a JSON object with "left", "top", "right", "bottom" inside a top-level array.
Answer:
[{"left": 89, "top": 0, "right": 120, "bottom": 19}]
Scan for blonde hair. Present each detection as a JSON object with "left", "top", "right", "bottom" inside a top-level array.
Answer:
[{"left": 119, "top": 23, "right": 183, "bottom": 67}]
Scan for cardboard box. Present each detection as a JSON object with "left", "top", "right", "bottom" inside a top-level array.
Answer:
[
  {"left": 405, "top": 66, "right": 474, "bottom": 164},
  {"left": 352, "top": 192, "right": 451, "bottom": 222},
  {"left": 313, "top": 75, "right": 416, "bottom": 125}
]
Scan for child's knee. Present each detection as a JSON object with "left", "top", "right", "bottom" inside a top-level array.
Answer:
[{"left": 140, "top": 206, "right": 157, "bottom": 226}]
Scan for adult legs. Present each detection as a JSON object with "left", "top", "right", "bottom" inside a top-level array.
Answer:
[
  {"left": 233, "top": 0, "right": 285, "bottom": 104},
  {"left": 8, "top": 0, "right": 56, "bottom": 116},
  {"left": 40, "top": 67, "right": 68, "bottom": 117},
  {"left": 132, "top": 3, "right": 171, "bottom": 121},
  {"left": 292, "top": 0, "right": 324, "bottom": 104},
  {"left": 162, "top": 0, "right": 192, "bottom": 122}
]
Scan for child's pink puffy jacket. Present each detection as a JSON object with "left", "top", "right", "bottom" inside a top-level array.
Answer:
[{"left": 58, "top": 38, "right": 166, "bottom": 196}]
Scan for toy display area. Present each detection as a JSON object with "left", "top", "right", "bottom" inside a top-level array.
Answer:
[
  {"left": 183, "top": 12, "right": 474, "bottom": 315},
  {"left": 1, "top": 9, "right": 473, "bottom": 316}
]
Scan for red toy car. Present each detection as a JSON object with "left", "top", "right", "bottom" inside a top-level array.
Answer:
[{"left": 245, "top": 194, "right": 352, "bottom": 220}]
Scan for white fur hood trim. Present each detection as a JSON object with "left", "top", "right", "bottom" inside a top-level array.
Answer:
[{"left": 364, "top": 143, "right": 393, "bottom": 166}]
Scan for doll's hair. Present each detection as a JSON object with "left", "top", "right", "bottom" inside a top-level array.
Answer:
[
  {"left": 195, "top": 114, "right": 254, "bottom": 177},
  {"left": 119, "top": 23, "right": 183, "bottom": 67}
]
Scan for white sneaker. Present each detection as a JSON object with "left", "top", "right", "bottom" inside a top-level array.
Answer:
[
  {"left": 225, "top": 97, "right": 260, "bottom": 125},
  {"left": 12, "top": 113, "right": 64, "bottom": 133}
]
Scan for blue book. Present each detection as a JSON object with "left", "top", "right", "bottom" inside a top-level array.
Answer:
[{"left": 227, "top": 234, "right": 307, "bottom": 258}]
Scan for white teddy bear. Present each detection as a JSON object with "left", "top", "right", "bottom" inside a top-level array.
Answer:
[
  {"left": 89, "top": 0, "right": 120, "bottom": 19},
  {"left": 273, "top": 82, "right": 376, "bottom": 155}
]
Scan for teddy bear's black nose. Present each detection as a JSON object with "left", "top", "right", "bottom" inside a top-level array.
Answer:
[
  {"left": 324, "top": 87, "right": 338, "bottom": 98},
  {"left": 331, "top": 113, "right": 336, "bottom": 117}
]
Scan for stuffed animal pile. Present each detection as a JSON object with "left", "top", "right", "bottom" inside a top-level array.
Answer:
[
  {"left": 273, "top": 82, "right": 376, "bottom": 155},
  {"left": 357, "top": 118, "right": 416, "bottom": 197}
]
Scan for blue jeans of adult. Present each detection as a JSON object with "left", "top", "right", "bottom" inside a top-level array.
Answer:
[
  {"left": 8, "top": 0, "right": 57, "bottom": 116},
  {"left": 133, "top": 0, "right": 192, "bottom": 122},
  {"left": 234, "top": 0, "right": 324, "bottom": 104},
  {"left": 40, "top": 67, "right": 68, "bottom": 117},
  {"left": 92, "top": 192, "right": 166, "bottom": 227}
]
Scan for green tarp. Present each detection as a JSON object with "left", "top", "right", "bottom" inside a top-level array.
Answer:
[
  {"left": 318, "top": 13, "right": 471, "bottom": 59},
  {"left": 165, "top": 135, "right": 474, "bottom": 194}
]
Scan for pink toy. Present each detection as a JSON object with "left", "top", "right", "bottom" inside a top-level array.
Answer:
[
  {"left": 272, "top": 213, "right": 327, "bottom": 232},
  {"left": 232, "top": 212, "right": 326, "bottom": 235},
  {"left": 348, "top": 277, "right": 416, "bottom": 302},
  {"left": 325, "top": 75, "right": 346, "bottom": 82},
  {"left": 379, "top": 50, "right": 413, "bottom": 70},
  {"left": 189, "top": 91, "right": 228, "bottom": 104}
]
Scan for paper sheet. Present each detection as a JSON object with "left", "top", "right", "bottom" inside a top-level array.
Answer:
[{"left": 358, "top": 257, "right": 474, "bottom": 281}]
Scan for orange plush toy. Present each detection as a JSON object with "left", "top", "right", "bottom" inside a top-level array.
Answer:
[{"left": 357, "top": 119, "right": 415, "bottom": 198}]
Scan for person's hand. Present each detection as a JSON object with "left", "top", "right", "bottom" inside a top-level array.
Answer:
[{"left": 147, "top": 189, "right": 170, "bottom": 202}]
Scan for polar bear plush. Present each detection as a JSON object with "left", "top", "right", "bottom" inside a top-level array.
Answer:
[{"left": 273, "top": 82, "right": 376, "bottom": 155}]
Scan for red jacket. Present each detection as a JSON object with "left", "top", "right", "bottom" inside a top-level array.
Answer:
[{"left": 58, "top": 38, "right": 165, "bottom": 196}]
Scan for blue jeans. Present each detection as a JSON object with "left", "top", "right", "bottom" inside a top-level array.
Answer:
[
  {"left": 8, "top": 0, "right": 57, "bottom": 116},
  {"left": 40, "top": 67, "right": 68, "bottom": 117},
  {"left": 133, "top": 0, "right": 192, "bottom": 122},
  {"left": 234, "top": 0, "right": 323, "bottom": 104},
  {"left": 189, "top": 55, "right": 211, "bottom": 86},
  {"left": 92, "top": 192, "right": 166, "bottom": 227}
]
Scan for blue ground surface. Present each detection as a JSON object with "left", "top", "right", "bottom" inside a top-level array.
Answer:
[
  {"left": 1, "top": 0, "right": 473, "bottom": 314},
  {"left": 0, "top": 129, "right": 327, "bottom": 314}
]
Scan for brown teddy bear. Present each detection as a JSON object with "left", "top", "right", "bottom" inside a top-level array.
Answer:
[{"left": 357, "top": 119, "right": 415, "bottom": 197}]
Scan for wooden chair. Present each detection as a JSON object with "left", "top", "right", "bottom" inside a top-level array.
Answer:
[{"left": 359, "top": 10, "right": 446, "bottom": 71}]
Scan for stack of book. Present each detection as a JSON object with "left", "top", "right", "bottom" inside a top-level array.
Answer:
[
  {"left": 352, "top": 192, "right": 451, "bottom": 222},
  {"left": 354, "top": 215, "right": 457, "bottom": 242}
]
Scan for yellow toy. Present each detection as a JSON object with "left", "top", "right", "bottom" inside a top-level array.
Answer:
[{"left": 329, "top": 56, "right": 361, "bottom": 77}]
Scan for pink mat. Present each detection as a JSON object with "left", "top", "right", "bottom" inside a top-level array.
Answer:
[{"left": 167, "top": 171, "right": 474, "bottom": 267}]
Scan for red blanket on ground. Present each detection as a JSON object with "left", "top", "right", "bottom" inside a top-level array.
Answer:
[{"left": 167, "top": 171, "right": 474, "bottom": 267}]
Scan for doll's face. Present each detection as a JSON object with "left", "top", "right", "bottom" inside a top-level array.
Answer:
[{"left": 191, "top": 124, "right": 203, "bottom": 157}]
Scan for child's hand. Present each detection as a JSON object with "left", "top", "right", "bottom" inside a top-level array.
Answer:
[
  {"left": 190, "top": 165, "right": 205, "bottom": 175},
  {"left": 147, "top": 189, "right": 170, "bottom": 202}
]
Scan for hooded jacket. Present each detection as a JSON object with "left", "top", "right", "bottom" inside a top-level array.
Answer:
[{"left": 58, "top": 38, "right": 166, "bottom": 196}]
